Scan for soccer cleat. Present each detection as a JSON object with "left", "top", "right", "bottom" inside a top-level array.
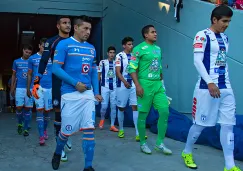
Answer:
[
  {"left": 44, "top": 130, "right": 48, "bottom": 140},
  {"left": 181, "top": 151, "right": 197, "bottom": 169},
  {"left": 110, "top": 126, "right": 118, "bottom": 132},
  {"left": 23, "top": 130, "right": 29, "bottom": 137},
  {"left": 118, "top": 130, "right": 124, "bottom": 138},
  {"left": 17, "top": 124, "right": 23, "bottom": 135},
  {"left": 52, "top": 153, "right": 61, "bottom": 170},
  {"left": 99, "top": 120, "right": 104, "bottom": 129},
  {"left": 61, "top": 150, "right": 68, "bottom": 162},
  {"left": 83, "top": 166, "right": 95, "bottom": 171},
  {"left": 39, "top": 137, "right": 45, "bottom": 146},
  {"left": 140, "top": 143, "right": 152, "bottom": 154},
  {"left": 65, "top": 139, "right": 72, "bottom": 151},
  {"left": 154, "top": 143, "right": 172, "bottom": 155},
  {"left": 224, "top": 166, "right": 242, "bottom": 171},
  {"left": 135, "top": 135, "right": 148, "bottom": 142}
]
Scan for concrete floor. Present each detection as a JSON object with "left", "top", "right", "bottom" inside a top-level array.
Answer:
[{"left": 0, "top": 112, "right": 242, "bottom": 171}]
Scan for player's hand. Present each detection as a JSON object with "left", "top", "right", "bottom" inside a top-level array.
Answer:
[
  {"left": 32, "top": 84, "right": 41, "bottom": 99},
  {"left": 75, "top": 82, "right": 87, "bottom": 93},
  {"left": 124, "top": 81, "right": 131, "bottom": 89},
  {"left": 208, "top": 83, "right": 220, "bottom": 98},
  {"left": 95, "top": 95, "right": 103, "bottom": 102},
  {"left": 136, "top": 84, "right": 144, "bottom": 98},
  {"left": 27, "top": 89, "right": 32, "bottom": 98},
  {"left": 34, "top": 76, "right": 40, "bottom": 85}
]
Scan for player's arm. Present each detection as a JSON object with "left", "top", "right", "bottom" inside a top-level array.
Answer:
[
  {"left": 27, "top": 58, "right": 33, "bottom": 97},
  {"left": 91, "top": 59, "right": 100, "bottom": 96},
  {"left": 97, "top": 60, "right": 103, "bottom": 81},
  {"left": 115, "top": 55, "right": 130, "bottom": 88},
  {"left": 11, "top": 61, "right": 17, "bottom": 96}
]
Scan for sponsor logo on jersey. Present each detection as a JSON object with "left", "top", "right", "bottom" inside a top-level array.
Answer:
[{"left": 194, "top": 43, "right": 203, "bottom": 48}]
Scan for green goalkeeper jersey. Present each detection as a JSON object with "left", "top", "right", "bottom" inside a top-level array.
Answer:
[{"left": 128, "top": 41, "right": 162, "bottom": 80}]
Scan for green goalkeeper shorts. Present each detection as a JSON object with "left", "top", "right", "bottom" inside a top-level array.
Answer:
[{"left": 137, "top": 79, "right": 168, "bottom": 112}]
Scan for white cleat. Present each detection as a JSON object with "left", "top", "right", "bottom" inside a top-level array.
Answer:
[
  {"left": 61, "top": 150, "right": 68, "bottom": 162},
  {"left": 140, "top": 143, "right": 152, "bottom": 154},
  {"left": 154, "top": 143, "right": 172, "bottom": 155}
]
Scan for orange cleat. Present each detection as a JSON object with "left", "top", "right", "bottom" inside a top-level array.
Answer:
[
  {"left": 99, "top": 120, "right": 104, "bottom": 129},
  {"left": 110, "top": 126, "right": 119, "bottom": 132}
]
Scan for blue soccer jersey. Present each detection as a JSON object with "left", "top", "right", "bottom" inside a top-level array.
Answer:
[
  {"left": 12, "top": 57, "right": 29, "bottom": 88},
  {"left": 28, "top": 53, "right": 52, "bottom": 89},
  {"left": 53, "top": 37, "right": 99, "bottom": 95}
]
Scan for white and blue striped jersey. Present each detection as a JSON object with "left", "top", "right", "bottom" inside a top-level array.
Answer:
[
  {"left": 98, "top": 59, "right": 116, "bottom": 90},
  {"left": 115, "top": 51, "right": 134, "bottom": 88},
  {"left": 193, "top": 28, "right": 231, "bottom": 89}
]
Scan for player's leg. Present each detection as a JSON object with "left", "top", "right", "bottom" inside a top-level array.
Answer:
[
  {"left": 81, "top": 98, "right": 96, "bottom": 171},
  {"left": 116, "top": 87, "right": 129, "bottom": 138},
  {"left": 23, "top": 91, "right": 33, "bottom": 136},
  {"left": 182, "top": 89, "right": 219, "bottom": 169},
  {"left": 43, "top": 88, "right": 52, "bottom": 140},
  {"left": 15, "top": 88, "right": 24, "bottom": 134},
  {"left": 99, "top": 86, "right": 109, "bottom": 129},
  {"left": 218, "top": 89, "right": 241, "bottom": 171},
  {"left": 153, "top": 83, "right": 172, "bottom": 154},
  {"left": 109, "top": 88, "right": 118, "bottom": 132}
]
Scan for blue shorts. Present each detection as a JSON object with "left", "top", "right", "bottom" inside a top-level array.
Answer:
[{"left": 15, "top": 88, "right": 33, "bottom": 108}]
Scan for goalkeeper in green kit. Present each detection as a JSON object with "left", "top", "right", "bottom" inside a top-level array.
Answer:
[{"left": 128, "top": 25, "right": 172, "bottom": 155}]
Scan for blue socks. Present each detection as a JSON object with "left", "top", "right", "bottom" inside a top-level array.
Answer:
[
  {"left": 36, "top": 110, "right": 44, "bottom": 137},
  {"left": 16, "top": 110, "right": 23, "bottom": 124},
  {"left": 44, "top": 112, "right": 50, "bottom": 131},
  {"left": 23, "top": 108, "right": 32, "bottom": 131},
  {"left": 55, "top": 133, "right": 68, "bottom": 155},
  {"left": 82, "top": 129, "right": 95, "bottom": 168}
]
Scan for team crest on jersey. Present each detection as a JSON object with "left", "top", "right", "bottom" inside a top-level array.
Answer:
[
  {"left": 66, "top": 125, "right": 72, "bottom": 131},
  {"left": 82, "top": 64, "right": 90, "bottom": 74},
  {"left": 201, "top": 115, "right": 206, "bottom": 122},
  {"left": 53, "top": 99, "right": 59, "bottom": 106},
  {"left": 90, "top": 49, "right": 94, "bottom": 54},
  {"left": 22, "top": 72, "right": 27, "bottom": 78},
  {"left": 45, "top": 42, "right": 49, "bottom": 47},
  {"left": 107, "top": 69, "right": 115, "bottom": 78}
]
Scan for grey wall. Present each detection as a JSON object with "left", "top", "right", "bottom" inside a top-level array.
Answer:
[
  {"left": 102, "top": 0, "right": 243, "bottom": 114},
  {"left": 0, "top": 0, "right": 102, "bottom": 17}
]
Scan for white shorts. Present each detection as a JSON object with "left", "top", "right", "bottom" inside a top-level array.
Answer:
[
  {"left": 15, "top": 88, "right": 33, "bottom": 108},
  {"left": 61, "top": 90, "right": 96, "bottom": 136},
  {"left": 192, "top": 88, "right": 236, "bottom": 126},
  {"left": 34, "top": 88, "right": 53, "bottom": 111},
  {"left": 101, "top": 86, "right": 116, "bottom": 105},
  {"left": 116, "top": 87, "right": 137, "bottom": 108}
]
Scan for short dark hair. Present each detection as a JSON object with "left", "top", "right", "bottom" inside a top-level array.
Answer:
[
  {"left": 73, "top": 15, "right": 92, "bottom": 26},
  {"left": 211, "top": 5, "right": 233, "bottom": 24},
  {"left": 23, "top": 44, "right": 33, "bottom": 51},
  {"left": 39, "top": 38, "right": 47, "bottom": 45},
  {"left": 107, "top": 46, "right": 116, "bottom": 52},
  {"left": 122, "top": 37, "right": 134, "bottom": 45},
  {"left": 142, "top": 25, "right": 154, "bottom": 39},
  {"left": 56, "top": 16, "right": 70, "bottom": 24}
]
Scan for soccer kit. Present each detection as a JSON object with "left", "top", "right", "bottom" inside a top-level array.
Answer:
[
  {"left": 192, "top": 28, "right": 236, "bottom": 126},
  {"left": 129, "top": 42, "right": 171, "bottom": 154},
  {"left": 12, "top": 57, "right": 33, "bottom": 134},
  {"left": 98, "top": 59, "right": 118, "bottom": 130},
  {"left": 51, "top": 37, "right": 98, "bottom": 170}
]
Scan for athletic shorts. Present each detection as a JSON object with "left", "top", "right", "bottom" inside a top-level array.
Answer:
[
  {"left": 52, "top": 74, "right": 61, "bottom": 109},
  {"left": 192, "top": 88, "right": 236, "bottom": 126},
  {"left": 116, "top": 87, "right": 137, "bottom": 108},
  {"left": 34, "top": 88, "right": 53, "bottom": 111},
  {"left": 137, "top": 79, "right": 168, "bottom": 112},
  {"left": 101, "top": 86, "right": 116, "bottom": 105},
  {"left": 15, "top": 88, "right": 33, "bottom": 108},
  {"left": 60, "top": 90, "right": 96, "bottom": 136}
]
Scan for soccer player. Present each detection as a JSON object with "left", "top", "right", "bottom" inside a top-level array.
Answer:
[
  {"left": 32, "top": 16, "right": 71, "bottom": 160},
  {"left": 98, "top": 46, "right": 118, "bottom": 132},
  {"left": 27, "top": 37, "right": 52, "bottom": 145},
  {"left": 51, "top": 15, "right": 102, "bottom": 171},
  {"left": 128, "top": 25, "right": 171, "bottom": 155},
  {"left": 10, "top": 44, "right": 33, "bottom": 136},
  {"left": 115, "top": 37, "right": 141, "bottom": 141},
  {"left": 181, "top": 5, "right": 241, "bottom": 171}
]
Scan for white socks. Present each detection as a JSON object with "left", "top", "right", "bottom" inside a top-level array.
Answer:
[
  {"left": 133, "top": 111, "right": 139, "bottom": 136},
  {"left": 110, "top": 104, "right": 117, "bottom": 126},
  {"left": 220, "top": 124, "right": 235, "bottom": 170},
  {"left": 184, "top": 124, "right": 205, "bottom": 154},
  {"left": 100, "top": 104, "right": 108, "bottom": 120},
  {"left": 118, "top": 110, "right": 124, "bottom": 130}
]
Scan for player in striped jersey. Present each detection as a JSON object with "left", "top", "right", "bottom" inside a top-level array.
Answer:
[
  {"left": 181, "top": 5, "right": 241, "bottom": 171},
  {"left": 98, "top": 46, "right": 118, "bottom": 132}
]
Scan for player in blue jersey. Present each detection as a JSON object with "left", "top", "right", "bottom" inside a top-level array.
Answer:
[
  {"left": 98, "top": 46, "right": 118, "bottom": 132},
  {"left": 32, "top": 16, "right": 72, "bottom": 160},
  {"left": 51, "top": 15, "right": 102, "bottom": 171},
  {"left": 182, "top": 5, "right": 241, "bottom": 171},
  {"left": 10, "top": 44, "right": 33, "bottom": 136},
  {"left": 27, "top": 37, "right": 53, "bottom": 146}
]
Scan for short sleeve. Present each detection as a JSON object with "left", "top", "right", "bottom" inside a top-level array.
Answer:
[
  {"left": 115, "top": 54, "right": 121, "bottom": 67},
  {"left": 53, "top": 41, "right": 67, "bottom": 64},
  {"left": 28, "top": 57, "right": 33, "bottom": 70},
  {"left": 12, "top": 60, "right": 17, "bottom": 72},
  {"left": 193, "top": 31, "right": 207, "bottom": 53},
  {"left": 98, "top": 60, "right": 103, "bottom": 72}
]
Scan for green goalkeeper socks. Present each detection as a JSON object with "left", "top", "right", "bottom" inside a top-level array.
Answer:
[{"left": 156, "top": 107, "right": 169, "bottom": 145}]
